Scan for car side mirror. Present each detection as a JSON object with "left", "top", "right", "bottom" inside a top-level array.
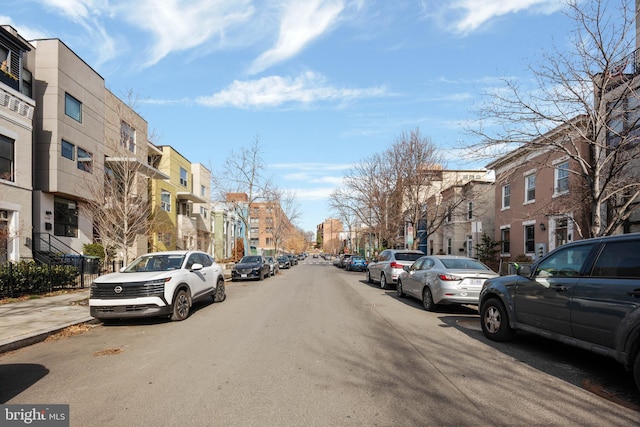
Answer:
[
  {"left": 403, "top": 265, "right": 410, "bottom": 272},
  {"left": 190, "top": 263, "right": 203, "bottom": 271},
  {"left": 517, "top": 264, "right": 531, "bottom": 276}
]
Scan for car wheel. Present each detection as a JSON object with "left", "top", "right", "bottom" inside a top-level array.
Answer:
[
  {"left": 259, "top": 270, "right": 264, "bottom": 280},
  {"left": 422, "top": 287, "right": 435, "bottom": 311},
  {"left": 214, "top": 278, "right": 226, "bottom": 303},
  {"left": 366, "top": 270, "right": 373, "bottom": 283},
  {"left": 171, "top": 289, "right": 190, "bottom": 321},
  {"left": 397, "top": 280, "right": 406, "bottom": 298},
  {"left": 480, "top": 298, "right": 515, "bottom": 341},
  {"left": 633, "top": 350, "right": 640, "bottom": 392},
  {"left": 380, "top": 274, "right": 388, "bottom": 290}
]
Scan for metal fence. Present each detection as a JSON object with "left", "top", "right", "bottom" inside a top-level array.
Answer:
[{"left": 0, "top": 256, "right": 103, "bottom": 300}]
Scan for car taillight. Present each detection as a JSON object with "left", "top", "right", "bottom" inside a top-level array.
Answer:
[
  {"left": 390, "top": 261, "right": 403, "bottom": 269},
  {"left": 438, "top": 274, "right": 461, "bottom": 281}
]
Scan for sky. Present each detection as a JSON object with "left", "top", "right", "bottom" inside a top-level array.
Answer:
[{"left": 4, "top": 0, "right": 577, "bottom": 234}]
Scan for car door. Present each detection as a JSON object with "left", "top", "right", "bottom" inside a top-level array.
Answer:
[
  {"left": 513, "top": 243, "right": 594, "bottom": 337},
  {"left": 185, "top": 252, "right": 214, "bottom": 297},
  {"left": 406, "top": 257, "right": 428, "bottom": 298},
  {"left": 370, "top": 251, "right": 389, "bottom": 280},
  {"left": 571, "top": 239, "right": 640, "bottom": 349}
]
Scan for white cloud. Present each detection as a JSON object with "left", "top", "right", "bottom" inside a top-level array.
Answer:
[
  {"left": 429, "top": 0, "right": 565, "bottom": 35},
  {"left": 196, "top": 71, "right": 387, "bottom": 108},
  {"left": 122, "top": 0, "right": 255, "bottom": 67},
  {"left": 248, "top": 0, "right": 345, "bottom": 74}
]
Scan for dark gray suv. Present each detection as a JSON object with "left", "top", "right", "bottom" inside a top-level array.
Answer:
[{"left": 479, "top": 233, "right": 640, "bottom": 390}]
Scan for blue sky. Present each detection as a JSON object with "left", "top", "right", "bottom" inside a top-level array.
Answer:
[{"left": 5, "top": 0, "right": 574, "bottom": 234}]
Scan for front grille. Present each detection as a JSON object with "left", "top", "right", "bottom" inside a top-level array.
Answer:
[{"left": 91, "top": 281, "right": 165, "bottom": 299}]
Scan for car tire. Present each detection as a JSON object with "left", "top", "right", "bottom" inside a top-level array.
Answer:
[
  {"left": 380, "top": 274, "right": 388, "bottom": 290},
  {"left": 171, "top": 289, "right": 190, "bottom": 321},
  {"left": 422, "top": 287, "right": 436, "bottom": 311},
  {"left": 632, "top": 349, "right": 640, "bottom": 392},
  {"left": 480, "top": 298, "right": 515, "bottom": 341},
  {"left": 214, "top": 278, "right": 226, "bottom": 303},
  {"left": 259, "top": 270, "right": 264, "bottom": 281},
  {"left": 366, "top": 270, "right": 373, "bottom": 283},
  {"left": 397, "top": 280, "right": 406, "bottom": 298}
]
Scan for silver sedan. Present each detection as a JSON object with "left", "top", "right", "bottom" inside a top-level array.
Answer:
[{"left": 397, "top": 255, "right": 499, "bottom": 311}]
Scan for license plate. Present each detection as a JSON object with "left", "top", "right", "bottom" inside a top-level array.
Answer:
[{"left": 241, "top": 274, "right": 247, "bottom": 278}]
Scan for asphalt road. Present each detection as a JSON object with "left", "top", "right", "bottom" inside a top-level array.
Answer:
[{"left": 1, "top": 260, "right": 639, "bottom": 426}]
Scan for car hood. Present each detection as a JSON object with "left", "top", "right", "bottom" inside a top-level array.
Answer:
[
  {"left": 235, "top": 262, "right": 262, "bottom": 269},
  {"left": 94, "top": 270, "right": 173, "bottom": 284}
]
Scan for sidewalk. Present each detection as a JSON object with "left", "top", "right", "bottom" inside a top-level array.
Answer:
[
  {"left": 0, "top": 270, "right": 234, "bottom": 355},
  {"left": 0, "top": 289, "right": 94, "bottom": 355}
]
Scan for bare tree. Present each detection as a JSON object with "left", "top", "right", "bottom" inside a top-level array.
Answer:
[
  {"left": 390, "top": 128, "right": 448, "bottom": 249},
  {"left": 85, "top": 90, "right": 159, "bottom": 267},
  {"left": 264, "top": 187, "right": 300, "bottom": 255},
  {"left": 211, "top": 136, "right": 272, "bottom": 255},
  {"left": 467, "top": 0, "right": 640, "bottom": 237}
]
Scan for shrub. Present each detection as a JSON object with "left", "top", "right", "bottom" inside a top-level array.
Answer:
[{"left": 0, "top": 261, "right": 79, "bottom": 298}]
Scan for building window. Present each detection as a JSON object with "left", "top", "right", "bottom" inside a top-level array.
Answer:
[
  {"left": 179, "top": 167, "right": 188, "bottom": 187},
  {"left": 525, "top": 175, "right": 536, "bottom": 203},
  {"left": 120, "top": 121, "right": 136, "bottom": 153},
  {"left": 266, "top": 237, "right": 274, "bottom": 245},
  {"left": 200, "top": 184, "right": 205, "bottom": 197},
  {"left": 65, "top": 93, "right": 82, "bottom": 122},
  {"left": 467, "top": 202, "right": 473, "bottom": 220},
  {"left": 21, "top": 68, "right": 32, "bottom": 98},
  {"left": 555, "top": 161, "right": 569, "bottom": 194},
  {"left": 524, "top": 224, "right": 535, "bottom": 253},
  {"left": 446, "top": 237, "right": 452, "bottom": 255},
  {"left": 502, "top": 184, "right": 510, "bottom": 209},
  {"left": 501, "top": 227, "right": 510, "bottom": 254},
  {"left": 0, "top": 135, "right": 14, "bottom": 182},
  {"left": 200, "top": 206, "right": 207, "bottom": 218},
  {"left": 54, "top": 197, "right": 78, "bottom": 237},
  {"left": 250, "top": 238, "right": 259, "bottom": 247},
  {"left": 61, "top": 140, "right": 74, "bottom": 160},
  {"left": 158, "top": 232, "right": 171, "bottom": 247},
  {"left": 161, "top": 190, "right": 171, "bottom": 212},
  {"left": 555, "top": 217, "right": 568, "bottom": 248},
  {"left": 77, "top": 147, "right": 93, "bottom": 173}
]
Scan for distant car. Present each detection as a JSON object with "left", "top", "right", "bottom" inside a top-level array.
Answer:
[
  {"left": 90, "top": 250, "right": 226, "bottom": 322},
  {"left": 287, "top": 254, "right": 298, "bottom": 266},
  {"left": 312, "top": 254, "right": 319, "bottom": 258},
  {"left": 479, "top": 232, "right": 640, "bottom": 391},
  {"left": 231, "top": 255, "right": 270, "bottom": 281},
  {"left": 397, "top": 255, "right": 499, "bottom": 311},
  {"left": 345, "top": 256, "right": 368, "bottom": 272},
  {"left": 334, "top": 253, "right": 354, "bottom": 268},
  {"left": 266, "top": 256, "right": 278, "bottom": 276},
  {"left": 366, "top": 249, "right": 424, "bottom": 289},
  {"left": 277, "top": 256, "right": 291, "bottom": 269}
]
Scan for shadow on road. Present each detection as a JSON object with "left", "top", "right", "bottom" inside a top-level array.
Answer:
[{"left": 0, "top": 363, "right": 49, "bottom": 403}]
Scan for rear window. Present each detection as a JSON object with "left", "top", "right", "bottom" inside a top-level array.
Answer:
[
  {"left": 441, "top": 258, "right": 491, "bottom": 270},
  {"left": 395, "top": 253, "right": 423, "bottom": 262}
]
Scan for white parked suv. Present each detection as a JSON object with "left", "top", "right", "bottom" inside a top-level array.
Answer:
[
  {"left": 90, "top": 251, "right": 226, "bottom": 322},
  {"left": 366, "top": 249, "right": 425, "bottom": 289}
]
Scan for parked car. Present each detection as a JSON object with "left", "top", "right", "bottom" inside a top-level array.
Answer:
[
  {"left": 345, "top": 256, "right": 368, "bottom": 272},
  {"left": 277, "top": 255, "right": 291, "bottom": 269},
  {"left": 366, "top": 249, "right": 424, "bottom": 289},
  {"left": 334, "top": 253, "right": 354, "bottom": 268},
  {"left": 266, "top": 256, "right": 278, "bottom": 276},
  {"left": 231, "top": 255, "right": 270, "bottom": 281},
  {"left": 397, "top": 255, "right": 498, "bottom": 311},
  {"left": 90, "top": 251, "right": 226, "bottom": 322},
  {"left": 479, "top": 233, "right": 640, "bottom": 391},
  {"left": 287, "top": 254, "right": 298, "bottom": 266}
]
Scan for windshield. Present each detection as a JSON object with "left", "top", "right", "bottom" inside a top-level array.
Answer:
[
  {"left": 240, "top": 256, "right": 261, "bottom": 263},
  {"left": 124, "top": 254, "right": 185, "bottom": 272},
  {"left": 440, "top": 258, "right": 491, "bottom": 270}
]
